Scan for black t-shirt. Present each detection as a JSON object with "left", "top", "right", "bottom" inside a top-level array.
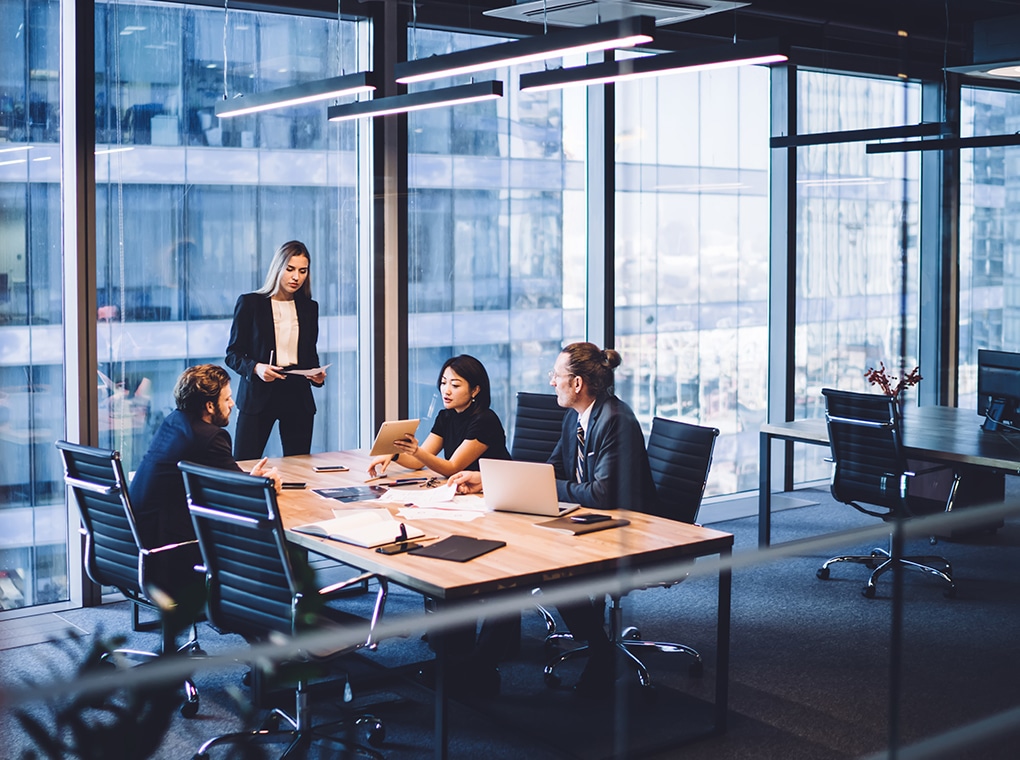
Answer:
[{"left": 430, "top": 406, "right": 511, "bottom": 471}]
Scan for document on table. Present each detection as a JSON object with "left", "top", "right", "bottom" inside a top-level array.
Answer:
[
  {"left": 375, "top": 482, "right": 460, "bottom": 507},
  {"left": 283, "top": 364, "right": 331, "bottom": 377},
  {"left": 292, "top": 508, "right": 424, "bottom": 548}
]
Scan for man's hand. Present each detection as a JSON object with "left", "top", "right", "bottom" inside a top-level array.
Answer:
[
  {"left": 447, "top": 470, "right": 483, "bottom": 494},
  {"left": 249, "top": 457, "right": 282, "bottom": 493}
]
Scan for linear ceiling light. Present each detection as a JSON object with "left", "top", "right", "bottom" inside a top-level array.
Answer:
[
  {"left": 394, "top": 15, "right": 656, "bottom": 85},
  {"left": 770, "top": 123, "right": 947, "bottom": 149},
  {"left": 215, "top": 72, "right": 378, "bottom": 118},
  {"left": 519, "top": 38, "right": 787, "bottom": 92},
  {"left": 328, "top": 81, "right": 503, "bottom": 122}
]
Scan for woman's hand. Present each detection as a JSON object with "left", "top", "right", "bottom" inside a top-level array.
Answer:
[
  {"left": 368, "top": 455, "right": 394, "bottom": 478},
  {"left": 255, "top": 362, "right": 286, "bottom": 383},
  {"left": 447, "top": 470, "right": 483, "bottom": 494},
  {"left": 392, "top": 434, "right": 420, "bottom": 457},
  {"left": 308, "top": 369, "right": 327, "bottom": 385}
]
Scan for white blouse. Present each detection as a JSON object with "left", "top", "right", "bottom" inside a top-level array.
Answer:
[{"left": 271, "top": 298, "right": 299, "bottom": 367}]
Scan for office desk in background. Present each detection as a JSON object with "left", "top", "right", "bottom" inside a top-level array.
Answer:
[
  {"left": 252, "top": 451, "right": 735, "bottom": 760},
  {"left": 759, "top": 405, "right": 1020, "bottom": 547}
]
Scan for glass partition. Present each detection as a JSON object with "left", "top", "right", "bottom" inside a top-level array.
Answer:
[
  {"left": 613, "top": 58, "right": 771, "bottom": 497},
  {"left": 406, "top": 28, "right": 586, "bottom": 439},
  {"left": 958, "top": 86, "right": 1020, "bottom": 407},
  {"left": 793, "top": 71, "right": 921, "bottom": 483},
  {"left": 0, "top": 0, "right": 66, "bottom": 611}
]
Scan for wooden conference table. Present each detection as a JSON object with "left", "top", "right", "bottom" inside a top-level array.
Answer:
[
  {"left": 759, "top": 404, "right": 1020, "bottom": 547},
  {"left": 252, "top": 451, "right": 735, "bottom": 759}
]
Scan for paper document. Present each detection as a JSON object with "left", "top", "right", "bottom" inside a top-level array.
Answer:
[
  {"left": 375, "top": 482, "right": 460, "bottom": 507},
  {"left": 283, "top": 364, "right": 331, "bottom": 377},
  {"left": 292, "top": 508, "right": 423, "bottom": 548}
]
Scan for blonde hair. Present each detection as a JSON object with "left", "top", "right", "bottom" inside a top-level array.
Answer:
[{"left": 256, "top": 240, "right": 312, "bottom": 298}]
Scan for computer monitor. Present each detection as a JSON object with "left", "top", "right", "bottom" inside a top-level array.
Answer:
[{"left": 977, "top": 349, "right": 1020, "bottom": 432}]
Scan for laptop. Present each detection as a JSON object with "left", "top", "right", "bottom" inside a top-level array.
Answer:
[{"left": 479, "top": 459, "right": 579, "bottom": 517}]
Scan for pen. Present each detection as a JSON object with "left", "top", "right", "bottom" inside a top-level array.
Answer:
[{"left": 269, "top": 349, "right": 274, "bottom": 366}]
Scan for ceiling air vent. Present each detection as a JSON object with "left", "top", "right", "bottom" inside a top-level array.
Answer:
[{"left": 484, "top": 0, "right": 749, "bottom": 28}]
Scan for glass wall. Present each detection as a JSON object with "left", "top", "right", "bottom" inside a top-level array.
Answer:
[
  {"left": 0, "top": 0, "right": 66, "bottom": 611},
  {"left": 958, "top": 86, "right": 1020, "bottom": 406},
  {"left": 793, "top": 71, "right": 921, "bottom": 483},
  {"left": 406, "top": 28, "right": 586, "bottom": 440},
  {"left": 614, "top": 60, "right": 771, "bottom": 497},
  {"left": 0, "top": 0, "right": 367, "bottom": 612}
]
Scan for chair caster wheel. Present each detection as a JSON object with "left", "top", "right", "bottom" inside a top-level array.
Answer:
[
  {"left": 357, "top": 716, "right": 386, "bottom": 747},
  {"left": 689, "top": 660, "right": 704, "bottom": 678},
  {"left": 944, "top": 587, "right": 957, "bottom": 599},
  {"left": 862, "top": 585, "right": 876, "bottom": 599},
  {"left": 180, "top": 697, "right": 200, "bottom": 718},
  {"left": 189, "top": 644, "right": 207, "bottom": 656},
  {"left": 242, "top": 670, "right": 252, "bottom": 687},
  {"left": 544, "top": 671, "right": 561, "bottom": 688},
  {"left": 816, "top": 567, "right": 830, "bottom": 580},
  {"left": 261, "top": 713, "right": 283, "bottom": 731}
]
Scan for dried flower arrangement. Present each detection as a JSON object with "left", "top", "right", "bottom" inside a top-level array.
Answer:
[{"left": 864, "top": 362, "right": 922, "bottom": 397}]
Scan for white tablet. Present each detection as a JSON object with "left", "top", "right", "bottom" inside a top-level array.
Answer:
[{"left": 369, "top": 419, "right": 421, "bottom": 456}]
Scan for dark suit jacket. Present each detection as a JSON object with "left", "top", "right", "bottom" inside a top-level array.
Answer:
[
  {"left": 225, "top": 292, "right": 321, "bottom": 416},
  {"left": 129, "top": 409, "right": 242, "bottom": 548},
  {"left": 548, "top": 394, "right": 659, "bottom": 513}
]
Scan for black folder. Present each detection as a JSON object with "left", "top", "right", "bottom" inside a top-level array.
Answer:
[{"left": 408, "top": 535, "right": 506, "bottom": 562}]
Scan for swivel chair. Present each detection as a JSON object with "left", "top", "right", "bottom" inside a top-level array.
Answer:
[
  {"left": 510, "top": 391, "right": 568, "bottom": 463},
  {"left": 544, "top": 417, "right": 718, "bottom": 687},
  {"left": 55, "top": 440, "right": 202, "bottom": 718},
  {"left": 817, "top": 388, "right": 957, "bottom": 598},
  {"left": 178, "top": 461, "right": 389, "bottom": 760}
]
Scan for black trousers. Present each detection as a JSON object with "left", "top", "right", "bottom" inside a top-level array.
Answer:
[{"left": 234, "top": 382, "right": 314, "bottom": 460}]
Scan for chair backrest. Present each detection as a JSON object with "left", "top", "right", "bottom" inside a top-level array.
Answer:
[
  {"left": 178, "top": 461, "right": 301, "bottom": 641},
  {"left": 821, "top": 388, "right": 908, "bottom": 516},
  {"left": 56, "top": 440, "right": 144, "bottom": 596},
  {"left": 511, "top": 391, "right": 568, "bottom": 463},
  {"left": 645, "top": 417, "right": 719, "bottom": 524}
]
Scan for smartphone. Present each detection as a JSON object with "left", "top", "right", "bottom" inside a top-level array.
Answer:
[
  {"left": 570, "top": 513, "right": 611, "bottom": 524},
  {"left": 376, "top": 541, "right": 422, "bottom": 555},
  {"left": 313, "top": 465, "right": 349, "bottom": 473},
  {"left": 281, "top": 482, "right": 306, "bottom": 489}
]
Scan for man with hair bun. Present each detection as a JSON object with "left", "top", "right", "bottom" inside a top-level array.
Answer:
[{"left": 451, "top": 342, "right": 657, "bottom": 696}]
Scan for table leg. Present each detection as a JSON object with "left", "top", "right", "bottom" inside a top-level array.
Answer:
[
  {"left": 434, "top": 653, "right": 448, "bottom": 760},
  {"left": 714, "top": 547, "right": 732, "bottom": 733},
  {"left": 758, "top": 431, "right": 772, "bottom": 547}
]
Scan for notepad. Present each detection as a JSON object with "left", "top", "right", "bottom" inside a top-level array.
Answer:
[
  {"left": 313, "top": 486, "right": 386, "bottom": 503},
  {"left": 407, "top": 535, "right": 506, "bottom": 562},
  {"left": 535, "top": 516, "right": 630, "bottom": 535},
  {"left": 292, "top": 509, "right": 424, "bottom": 548}
]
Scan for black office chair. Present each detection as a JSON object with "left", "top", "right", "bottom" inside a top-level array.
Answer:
[
  {"left": 817, "top": 388, "right": 957, "bottom": 598},
  {"left": 510, "top": 391, "right": 568, "bottom": 463},
  {"left": 55, "top": 440, "right": 202, "bottom": 718},
  {"left": 544, "top": 417, "right": 719, "bottom": 687},
  {"left": 178, "top": 461, "right": 389, "bottom": 760}
]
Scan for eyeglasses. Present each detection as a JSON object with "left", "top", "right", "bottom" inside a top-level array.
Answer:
[{"left": 548, "top": 370, "right": 575, "bottom": 382}]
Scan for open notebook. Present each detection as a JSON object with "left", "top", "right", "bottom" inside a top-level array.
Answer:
[{"left": 293, "top": 509, "right": 424, "bottom": 548}]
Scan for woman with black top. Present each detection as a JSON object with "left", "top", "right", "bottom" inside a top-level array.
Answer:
[
  {"left": 225, "top": 240, "right": 326, "bottom": 460},
  {"left": 368, "top": 354, "right": 510, "bottom": 478}
]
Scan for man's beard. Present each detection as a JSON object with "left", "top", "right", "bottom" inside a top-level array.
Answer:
[{"left": 211, "top": 407, "right": 230, "bottom": 428}]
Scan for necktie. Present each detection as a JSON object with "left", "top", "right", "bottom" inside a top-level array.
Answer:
[{"left": 575, "top": 423, "right": 586, "bottom": 483}]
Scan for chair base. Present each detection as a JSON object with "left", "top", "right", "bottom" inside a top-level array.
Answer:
[
  {"left": 543, "top": 597, "right": 703, "bottom": 689},
  {"left": 817, "top": 546, "right": 955, "bottom": 598},
  {"left": 192, "top": 705, "right": 384, "bottom": 760}
]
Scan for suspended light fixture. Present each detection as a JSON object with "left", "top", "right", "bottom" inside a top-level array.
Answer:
[
  {"left": 327, "top": 81, "right": 503, "bottom": 122},
  {"left": 394, "top": 15, "right": 656, "bottom": 85},
  {"left": 216, "top": 72, "right": 378, "bottom": 117},
  {"left": 520, "top": 38, "right": 788, "bottom": 93}
]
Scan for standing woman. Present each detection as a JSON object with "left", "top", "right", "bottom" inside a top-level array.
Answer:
[{"left": 226, "top": 240, "right": 326, "bottom": 460}]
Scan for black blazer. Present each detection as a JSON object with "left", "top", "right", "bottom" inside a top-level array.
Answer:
[
  {"left": 548, "top": 394, "right": 659, "bottom": 513},
  {"left": 225, "top": 292, "right": 321, "bottom": 415}
]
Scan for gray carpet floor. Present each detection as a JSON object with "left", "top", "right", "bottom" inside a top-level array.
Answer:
[{"left": 3, "top": 486, "right": 1020, "bottom": 759}]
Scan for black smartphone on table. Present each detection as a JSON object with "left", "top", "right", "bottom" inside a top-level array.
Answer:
[
  {"left": 313, "top": 465, "right": 349, "bottom": 473},
  {"left": 281, "top": 482, "right": 307, "bottom": 489},
  {"left": 570, "top": 513, "right": 611, "bottom": 524},
  {"left": 376, "top": 542, "right": 422, "bottom": 555}
]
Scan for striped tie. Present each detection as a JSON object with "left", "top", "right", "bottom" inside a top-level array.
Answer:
[{"left": 575, "top": 423, "right": 585, "bottom": 483}]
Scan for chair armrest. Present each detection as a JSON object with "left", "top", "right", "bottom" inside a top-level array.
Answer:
[
  {"left": 146, "top": 539, "right": 200, "bottom": 556},
  {"left": 319, "top": 572, "right": 388, "bottom": 649}
]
